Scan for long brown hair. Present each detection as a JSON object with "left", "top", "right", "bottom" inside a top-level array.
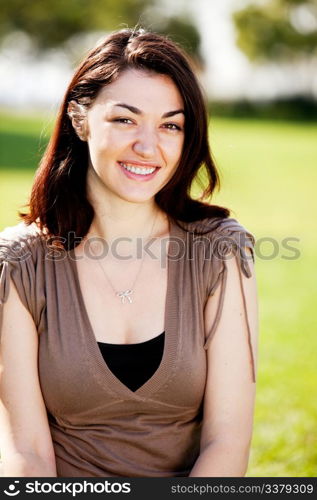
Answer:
[{"left": 21, "top": 28, "right": 229, "bottom": 248}]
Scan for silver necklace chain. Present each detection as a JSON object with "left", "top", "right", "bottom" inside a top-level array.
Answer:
[{"left": 92, "top": 211, "right": 159, "bottom": 304}]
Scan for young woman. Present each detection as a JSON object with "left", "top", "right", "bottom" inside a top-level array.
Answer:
[{"left": 0, "top": 29, "right": 258, "bottom": 477}]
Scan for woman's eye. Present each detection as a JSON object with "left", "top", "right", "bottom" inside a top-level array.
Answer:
[
  {"left": 162, "top": 123, "right": 182, "bottom": 131},
  {"left": 113, "top": 118, "right": 133, "bottom": 124}
]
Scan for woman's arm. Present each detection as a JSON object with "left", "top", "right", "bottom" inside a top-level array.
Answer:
[
  {"left": 190, "top": 248, "right": 258, "bottom": 477},
  {"left": 0, "top": 278, "right": 57, "bottom": 477}
]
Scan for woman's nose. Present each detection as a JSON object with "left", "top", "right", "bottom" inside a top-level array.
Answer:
[{"left": 132, "top": 127, "right": 158, "bottom": 158}]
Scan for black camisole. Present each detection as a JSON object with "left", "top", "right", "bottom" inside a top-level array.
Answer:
[{"left": 97, "top": 332, "right": 165, "bottom": 392}]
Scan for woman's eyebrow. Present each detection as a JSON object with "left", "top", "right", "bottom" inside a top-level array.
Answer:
[
  {"left": 163, "top": 109, "right": 185, "bottom": 118},
  {"left": 113, "top": 103, "right": 185, "bottom": 118}
]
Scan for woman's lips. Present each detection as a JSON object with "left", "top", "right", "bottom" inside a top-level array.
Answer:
[{"left": 118, "top": 162, "right": 160, "bottom": 181}]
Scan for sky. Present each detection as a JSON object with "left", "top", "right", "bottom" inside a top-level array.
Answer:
[{"left": 0, "top": 0, "right": 315, "bottom": 110}]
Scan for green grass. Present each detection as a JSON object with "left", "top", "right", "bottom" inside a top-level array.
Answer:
[
  {"left": 0, "top": 111, "right": 316, "bottom": 477},
  {"left": 208, "top": 118, "right": 317, "bottom": 477},
  {"left": 0, "top": 111, "right": 52, "bottom": 226}
]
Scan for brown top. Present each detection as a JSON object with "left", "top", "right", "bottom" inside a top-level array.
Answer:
[{"left": 0, "top": 216, "right": 255, "bottom": 477}]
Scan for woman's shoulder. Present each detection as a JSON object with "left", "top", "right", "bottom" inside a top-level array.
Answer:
[
  {"left": 178, "top": 216, "right": 256, "bottom": 278},
  {"left": 0, "top": 221, "right": 45, "bottom": 262},
  {"left": 0, "top": 222, "right": 48, "bottom": 332},
  {"left": 179, "top": 216, "right": 255, "bottom": 246}
]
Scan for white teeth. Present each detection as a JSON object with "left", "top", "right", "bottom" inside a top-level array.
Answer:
[{"left": 120, "top": 162, "right": 156, "bottom": 175}]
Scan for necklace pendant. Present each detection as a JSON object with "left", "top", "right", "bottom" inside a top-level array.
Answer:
[{"left": 117, "top": 289, "right": 133, "bottom": 304}]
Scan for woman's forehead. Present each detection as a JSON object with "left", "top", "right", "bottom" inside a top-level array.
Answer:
[{"left": 93, "top": 68, "right": 184, "bottom": 112}]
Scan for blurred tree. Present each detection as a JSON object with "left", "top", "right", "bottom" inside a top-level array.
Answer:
[
  {"left": 0, "top": 0, "right": 152, "bottom": 48},
  {"left": 233, "top": 0, "right": 317, "bottom": 62},
  {"left": 148, "top": 15, "right": 203, "bottom": 65},
  {"left": 0, "top": 0, "right": 201, "bottom": 61}
]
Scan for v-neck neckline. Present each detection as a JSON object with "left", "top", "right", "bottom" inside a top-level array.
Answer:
[{"left": 67, "top": 216, "right": 184, "bottom": 400}]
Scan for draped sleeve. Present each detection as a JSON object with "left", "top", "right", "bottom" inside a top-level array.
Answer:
[
  {"left": 0, "top": 222, "right": 47, "bottom": 338},
  {"left": 185, "top": 217, "right": 256, "bottom": 382}
]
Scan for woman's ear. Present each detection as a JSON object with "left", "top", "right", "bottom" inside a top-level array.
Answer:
[{"left": 67, "top": 100, "right": 88, "bottom": 141}]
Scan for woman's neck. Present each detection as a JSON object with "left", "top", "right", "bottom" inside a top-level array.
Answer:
[{"left": 88, "top": 202, "right": 163, "bottom": 242}]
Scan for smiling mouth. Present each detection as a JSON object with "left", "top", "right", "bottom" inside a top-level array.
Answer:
[{"left": 118, "top": 161, "right": 160, "bottom": 176}]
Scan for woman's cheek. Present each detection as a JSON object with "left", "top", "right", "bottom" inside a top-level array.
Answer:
[{"left": 168, "top": 139, "right": 184, "bottom": 165}]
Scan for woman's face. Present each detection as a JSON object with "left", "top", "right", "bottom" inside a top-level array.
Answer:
[{"left": 85, "top": 68, "right": 185, "bottom": 205}]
